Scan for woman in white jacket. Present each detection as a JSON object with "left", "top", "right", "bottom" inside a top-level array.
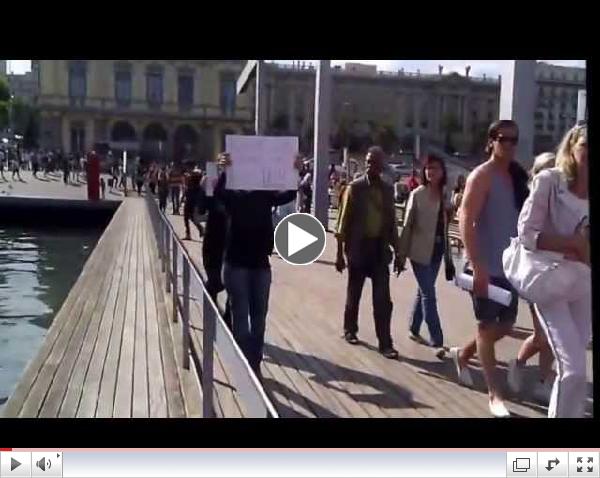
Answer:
[{"left": 516, "top": 124, "right": 590, "bottom": 418}]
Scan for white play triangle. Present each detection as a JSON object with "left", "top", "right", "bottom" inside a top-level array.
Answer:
[{"left": 288, "top": 221, "right": 318, "bottom": 256}]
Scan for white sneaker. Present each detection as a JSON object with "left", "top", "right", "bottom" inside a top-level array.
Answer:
[
  {"left": 449, "top": 347, "right": 474, "bottom": 387},
  {"left": 489, "top": 398, "right": 511, "bottom": 418},
  {"left": 507, "top": 359, "right": 523, "bottom": 395},
  {"left": 533, "top": 380, "right": 553, "bottom": 404}
]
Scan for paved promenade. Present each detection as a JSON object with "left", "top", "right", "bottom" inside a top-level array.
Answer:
[{"left": 164, "top": 206, "right": 593, "bottom": 418}]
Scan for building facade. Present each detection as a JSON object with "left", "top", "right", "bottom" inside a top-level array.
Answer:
[
  {"left": 7, "top": 70, "right": 39, "bottom": 103},
  {"left": 36, "top": 60, "right": 255, "bottom": 165},
  {"left": 534, "top": 61, "right": 586, "bottom": 153},
  {"left": 263, "top": 62, "right": 501, "bottom": 155}
]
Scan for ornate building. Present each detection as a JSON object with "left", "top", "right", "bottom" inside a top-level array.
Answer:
[
  {"left": 36, "top": 60, "right": 255, "bottom": 165},
  {"left": 262, "top": 62, "right": 501, "bottom": 155},
  {"left": 534, "top": 62, "right": 586, "bottom": 153}
]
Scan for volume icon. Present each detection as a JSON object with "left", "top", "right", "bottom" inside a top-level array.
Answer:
[{"left": 36, "top": 457, "right": 51, "bottom": 472}]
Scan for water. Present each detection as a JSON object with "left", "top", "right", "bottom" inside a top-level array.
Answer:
[{"left": 0, "top": 226, "right": 102, "bottom": 411}]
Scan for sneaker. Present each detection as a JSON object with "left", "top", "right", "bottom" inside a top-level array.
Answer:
[
  {"left": 344, "top": 332, "right": 359, "bottom": 345},
  {"left": 507, "top": 359, "right": 524, "bottom": 395},
  {"left": 533, "top": 380, "right": 553, "bottom": 404},
  {"left": 408, "top": 332, "right": 428, "bottom": 345},
  {"left": 184, "top": 235, "right": 191, "bottom": 241},
  {"left": 449, "top": 347, "right": 474, "bottom": 387},
  {"left": 380, "top": 347, "right": 399, "bottom": 360},
  {"left": 489, "top": 398, "right": 511, "bottom": 418},
  {"left": 434, "top": 347, "right": 447, "bottom": 360}
]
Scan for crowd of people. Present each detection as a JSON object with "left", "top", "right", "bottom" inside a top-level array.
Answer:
[
  {"left": 0, "top": 147, "right": 91, "bottom": 183},
  {"left": 133, "top": 120, "right": 590, "bottom": 419}
]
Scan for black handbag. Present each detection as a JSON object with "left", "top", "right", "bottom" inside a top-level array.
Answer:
[{"left": 444, "top": 253, "right": 456, "bottom": 281}]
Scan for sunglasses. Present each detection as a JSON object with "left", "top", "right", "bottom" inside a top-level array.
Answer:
[{"left": 496, "top": 136, "right": 519, "bottom": 145}]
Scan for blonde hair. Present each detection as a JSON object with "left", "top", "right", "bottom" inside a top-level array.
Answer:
[
  {"left": 531, "top": 152, "right": 556, "bottom": 178},
  {"left": 555, "top": 124, "right": 587, "bottom": 184}
]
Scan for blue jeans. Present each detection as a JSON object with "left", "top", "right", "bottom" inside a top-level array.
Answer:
[
  {"left": 223, "top": 264, "right": 272, "bottom": 373},
  {"left": 409, "top": 240, "right": 445, "bottom": 347}
]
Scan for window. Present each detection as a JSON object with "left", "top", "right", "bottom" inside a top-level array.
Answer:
[
  {"left": 115, "top": 67, "right": 132, "bottom": 107},
  {"left": 220, "top": 75, "right": 236, "bottom": 116},
  {"left": 68, "top": 60, "right": 87, "bottom": 104},
  {"left": 146, "top": 66, "right": 164, "bottom": 108},
  {"left": 178, "top": 73, "right": 194, "bottom": 110}
]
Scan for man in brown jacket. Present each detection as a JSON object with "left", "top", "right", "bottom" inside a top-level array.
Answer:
[{"left": 335, "top": 146, "right": 402, "bottom": 359}]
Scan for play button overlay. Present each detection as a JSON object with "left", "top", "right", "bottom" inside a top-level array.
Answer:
[
  {"left": 274, "top": 213, "right": 326, "bottom": 265},
  {"left": 11, "top": 458, "right": 21, "bottom": 471}
]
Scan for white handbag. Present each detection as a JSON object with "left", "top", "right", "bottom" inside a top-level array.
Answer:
[{"left": 502, "top": 237, "right": 589, "bottom": 305}]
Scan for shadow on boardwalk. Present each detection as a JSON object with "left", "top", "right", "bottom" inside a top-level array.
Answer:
[{"left": 263, "top": 343, "right": 432, "bottom": 417}]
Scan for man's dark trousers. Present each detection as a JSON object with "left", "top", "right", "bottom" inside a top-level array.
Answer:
[{"left": 343, "top": 257, "right": 393, "bottom": 350}]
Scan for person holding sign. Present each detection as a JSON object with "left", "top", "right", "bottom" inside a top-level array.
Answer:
[{"left": 214, "top": 152, "right": 301, "bottom": 378}]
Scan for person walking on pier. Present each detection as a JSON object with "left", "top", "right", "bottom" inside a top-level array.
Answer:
[
  {"left": 397, "top": 154, "right": 453, "bottom": 359},
  {"left": 0, "top": 149, "right": 6, "bottom": 181},
  {"left": 449, "top": 120, "right": 529, "bottom": 418},
  {"left": 335, "top": 146, "right": 402, "bottom": 360},
  {"left": 168, "top": 165, "right": 184, "bottom": 215},
  {"left": 214, "top": 152, "right": 301, "bottom": 378},
  {"left": 157, "top": 167, "right": 169, "bottom": 213},
  {"left": 11, "top": 152, "right": 22, "bottom": 181},
  {"left": 183, "top": 166, "right": 204, "bottom": 240},
  {"left": 62, "top": 155, "right": 70, "bottom": 185},
  {"left": 198, "top": 161, "right": 231, "bottom": 330},
  {"left": 507, "top": 152, "right": 557, "bottom": 404},
  {"left": 515, "top": 124, "right": 590, "bottom": 418}
]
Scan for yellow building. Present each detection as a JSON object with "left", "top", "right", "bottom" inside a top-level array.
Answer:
[{"left": 36, "top": 60, "right": 255, "bottom": 165}]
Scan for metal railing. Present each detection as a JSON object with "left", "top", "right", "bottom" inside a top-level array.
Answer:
[{"left": 144, "top": 193, "right": 279, "bottom": 418}]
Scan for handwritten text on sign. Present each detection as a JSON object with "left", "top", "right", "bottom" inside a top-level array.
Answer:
[{"left": 225, "top": 135, "right": 298, "bottom": 190}]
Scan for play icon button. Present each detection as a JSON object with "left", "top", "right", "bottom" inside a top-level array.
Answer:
[
  {"left": 274, "top": 213, "right": 326, "bottom": 265},
  {"left": 11, "top": 458, "right": 21, "bottom": 472}
]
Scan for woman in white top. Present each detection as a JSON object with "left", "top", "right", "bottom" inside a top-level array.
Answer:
[
  {"left": 507, "top": 153, "right": 557, "bottom": 403},
  {"left": 516, "top": 124, "right": 590, "bottom": 418}
]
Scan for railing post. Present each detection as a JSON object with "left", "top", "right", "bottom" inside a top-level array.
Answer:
[
  {"left": 202, "top": 294, "right": 215, "bottom": 418},
  {"left": 165, "top": 228, "right": 171, "bottom": 293},
  {"left": 182, "top": 259, "right": 191, "bottom": 370},
  {"left": 160, "top": 221, "right": 166, "bottom": 273},
  {"left": 172, "top": 235, "right": 178, "bottom": 323}
]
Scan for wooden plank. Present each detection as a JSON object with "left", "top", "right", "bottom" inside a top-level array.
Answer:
[
  {"left": 132, "top": 205, "right": 150, "bottom": 418},
  {"left": 15, "top": 213, "right": 124, "bottom": 418},
  {"left": 188, "top": 300, "right": 243, "bottom": 418},
  {"left": 41, "top": 230, "right": 123, "bottom": 418},
  {"left": 2, "top": 207, "right": 125, "bottom": 417},
  {"left": 113, "top": 210, "right": 140, "bottom": 417},
  {"left": 143, "top": 213, "right": 169, "bottom": 418},
  {"left": 147, "top": 229, "right": 188, "bottom": 418},
  {"left": 76, "top": 211, "right": 133, "bottom": 418},
  {"left": 95, "top": 206, "right": 137, "bottom": 417}
]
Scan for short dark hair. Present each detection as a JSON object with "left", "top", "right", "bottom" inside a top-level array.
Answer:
[
  {"left": 485, "top": 120, "right": 519, "bottom": 155},
  {"left": 367, "top": 145, "right": 385, "bottom": 161},
  {"left": 420, "top": 154, "right": 447, "bottom": 192}
]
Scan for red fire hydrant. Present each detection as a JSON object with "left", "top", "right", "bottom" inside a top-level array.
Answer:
[{"left": 87, "top": 150, "right": 100, "bottom": 201}]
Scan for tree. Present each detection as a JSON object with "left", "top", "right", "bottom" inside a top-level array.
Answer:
[
  {"left": 0, "top": 78, "right": 10, "bottom": 131},
  {"left": 371, "top": 123, "right": 398, "bottom": 154},
  {"left": 441, "top": 113, "right": 461, "bottom": 154}
]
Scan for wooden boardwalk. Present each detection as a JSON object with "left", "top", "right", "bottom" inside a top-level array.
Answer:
[
  {"left": 164, "top": 207, "right": 594, "bottom": 419},
  {"left": 3, "top": 198, "right": 201, "bottom": 418}
]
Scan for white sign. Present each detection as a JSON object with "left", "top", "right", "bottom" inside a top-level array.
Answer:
[
  {"left": 225, "top": 135, "right": 298, "bottom": 190},
  {"left": 205, "top": 162, "right": 218, "bottom": 197}
]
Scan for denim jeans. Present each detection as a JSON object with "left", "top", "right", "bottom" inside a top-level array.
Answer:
[
  {"left": 223, "top": 264, "right": 272, "bottom": 373},
  {"left": 409, "top": 239, "right": 445, "bottom": 347}
]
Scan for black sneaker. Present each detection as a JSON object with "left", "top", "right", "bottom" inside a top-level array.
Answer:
[
  {"left": 380, "top": 347, "right": 399, "bottom": 359},
  {"left": 344, "top": 332, "right": 359, "bottom": 345}
]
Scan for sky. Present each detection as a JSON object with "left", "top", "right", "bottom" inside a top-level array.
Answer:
[{"left": 5, "top": 59, "right": 585, "bottom": 76}]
